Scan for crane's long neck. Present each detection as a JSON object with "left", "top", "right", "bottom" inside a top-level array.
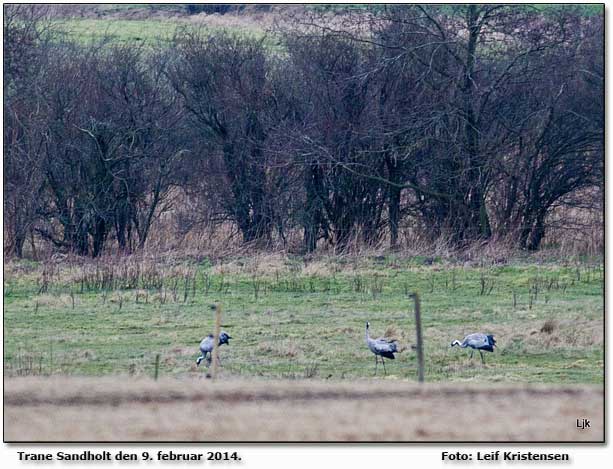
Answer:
[
  {"left": 365, "top": 325, "right": 370, "bottom": 344},
  {"left": 452, "top": 340, "right": 467, "bottom": 348}
]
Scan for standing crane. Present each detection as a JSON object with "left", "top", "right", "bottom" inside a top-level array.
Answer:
[
  {"left": 365, "top": 321, "right": 398, "bottom": 375},
  {"left": 196, "top": 331, "right": 232, "bottom": 367},
  {"left": 451, "top": 333, "right": 496, "bottom": 364}
]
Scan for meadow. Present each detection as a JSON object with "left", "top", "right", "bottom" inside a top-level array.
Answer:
[
  {"left": 3, "top": 253, "right": 604, "bottom": 385},
  {"left": 52, "top": 18, "right": 269, "bottom": 45},
  {"left": 49, "top": 3, "right": 276, "bottom": 46},
  {"left": 48, "top": 3, "right": 603, "bottom": 47},
  {"left": 53, "top": 18, "right": 183, "bottom": 45}
]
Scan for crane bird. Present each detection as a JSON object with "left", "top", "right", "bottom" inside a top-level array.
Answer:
[
  {"left": 451, "top": 333, "right": 496, "bottom": 364},
  {"left": 365, "top": 321, "right": 398, "bottom": 375},
  {"left": 196, "top": 331, "right": 232, "bottom": 367}
]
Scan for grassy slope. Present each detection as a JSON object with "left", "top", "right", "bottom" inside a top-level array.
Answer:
[
  {"left": 52, "top": 18, "right": 267, "bottom": 45},
  {"left": 4, "top": 255, "right": 603, "bottom": 384},
  {"left": 49, "top": 5, "right": 268, "bottom": 45},
  {"left": 53, "top": 19, "right": 182, "bottom": 45},
  {"left": 51, "top": 4, "right": 602, "bottom": 46}
]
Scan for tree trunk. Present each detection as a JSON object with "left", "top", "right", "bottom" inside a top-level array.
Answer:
[
  {"left": 13, "top": 232, "right": 25, "bottom": 258},
  {"left": 91, "top": 216, "right": 107, "bottom": 258},
  {"left": 388, "top": 185, "right": 401, "bottom": 248},
  {"left": 72, "top": 215, "right": 90, "bottom": 257},
  {"left": 302, "top": 166, "right": 326, "bottom": 253},
  {"left": 526, "top": 211, "right": 547, "bottom": 251},
  {"left": 458, "top": 5, "right": 491, "bottom": 242},
  {"left": 115, "top": 202, "right": 129, "bottom": 253}
]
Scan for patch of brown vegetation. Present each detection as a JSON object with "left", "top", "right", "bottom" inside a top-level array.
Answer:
[
  {"left": 4, "top": 377, "right": 603, "bottom": 442},
  {"left": 257, "top": 340, "right": 301, "bottom": 358},
  {"left": 540, "top": 318, "right": 557, "bottom": 334},
  {"left": 446, "top": 317, "right": 602, "bottom": 354}
]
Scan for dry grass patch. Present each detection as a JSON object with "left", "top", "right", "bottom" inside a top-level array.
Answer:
[
  {"left": 302, "top": 260, "right": 337, "bottom": 276},
  {"left": 4, "top": 377, "right": 603, "bottom": 442},
  {"left": 211, "top": 253, "right": 290, "bottom": 276},
  {"left": 445, "top": 318, "right": 603, "bottom": 355},
  {"left": 257, "top": 340, "right": 301, "bottom": 358},
  {"left": 525, "top": 319, "right": 603, "bottom": 349},
  {"left": 29, "top": 294, "right": 74, "bottom": 309}
]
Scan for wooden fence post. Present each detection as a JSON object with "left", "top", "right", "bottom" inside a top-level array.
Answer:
[
  {"left": 411, "top": 292, "right": 425, "bottom": 383},
  {"left": 154, "top": 353, "right": 160, "bottom": 381},
  {"left": 208, "top": 303, "right": 222, "bottom": 380}
]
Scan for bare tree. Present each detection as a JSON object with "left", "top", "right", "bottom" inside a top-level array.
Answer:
[
  {"left": 169, "top": 32, "right": 293, "bottom": 245},
  {"left": 32, "top": 42, "right": 183, "bottom": 256},
  {"left": 3, "top": 5, "right": 603, "bottom": 257},
  {"left": 3, "top": 5, "right": 52, "bottom": 257}
]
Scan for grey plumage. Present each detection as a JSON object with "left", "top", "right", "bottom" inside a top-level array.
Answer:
[
  {"left": 365, "top": 321, "right": 398, "bottom": 375},
  {"left": 196, "top": 331, "right": 232, "bottom": 366},
  {"left": 451, "top": 333, "right": 496, "bottom": 364}
]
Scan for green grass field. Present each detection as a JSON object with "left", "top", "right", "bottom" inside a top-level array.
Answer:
[
  {"left": 53, "top": 19, "right": 182, "bottom": 45},
  {"left": 49, "top": 4, "right": 602, "bottom": 48},
  {"left": 52, "top": 18, "right": 267, "bottom": 45},
  {"left": 3, "top": 254, "right": 603, "bottom": 384}
]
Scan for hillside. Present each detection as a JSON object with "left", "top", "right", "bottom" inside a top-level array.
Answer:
[{"left": 48, "top": 4, "right": 305, "bottom": 43}]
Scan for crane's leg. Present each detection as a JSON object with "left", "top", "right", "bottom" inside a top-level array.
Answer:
[
  {"left": 381, "top": 358, "right": 387, "bottom": 375},
  {"left": 469, "top": 350, "right": 474, "bottom": 360},
  {"left": 479, "top": 350, "right": 485, "bottom": 364},
  {"left": 374, "top": 355, "right": 378, "bottom": 375}
]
